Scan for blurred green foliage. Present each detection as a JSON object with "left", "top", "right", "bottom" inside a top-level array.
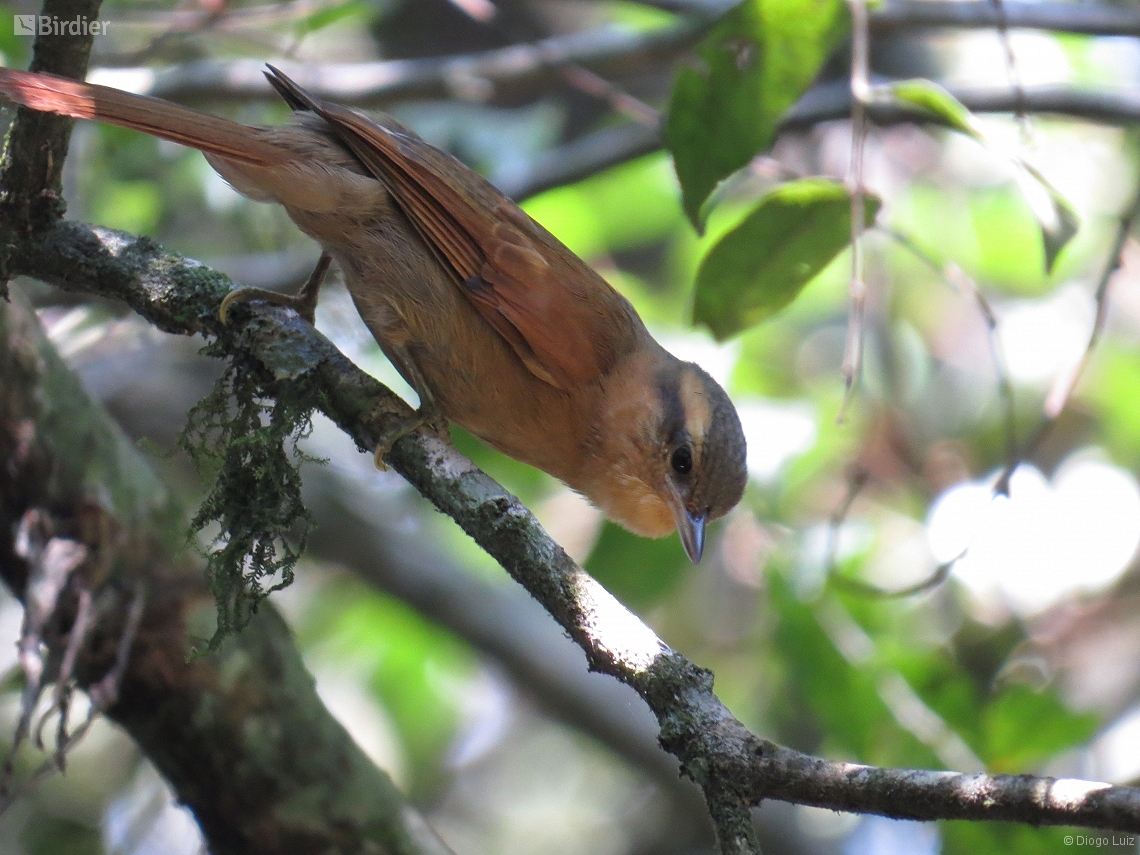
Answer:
[
  {"left": 299, "top": 578, "right": 477, "bottom": 796},
  {"left": 0, "top": 4, "right": 29, "bottom": 67},
  {"left": 586, "top": 522, "right": 689, "bottom": 609},
  {"left": 522, "top": 153, "right": 685, "bottom": 286},
  {"left": 942, "top": 822, "right": 1116, "bottom": 855},
  {"left": 1089, "top": 345, "right": 1140, "bottom": 468},
  {"left": 294, "top": 0, "right": 370, "bottom": 38},
  {"left": 21, "top": 817, "right": 101, "bottom": 855},
  {"left": 5, "top": 0, "right": 1140, "bottom": 852}
]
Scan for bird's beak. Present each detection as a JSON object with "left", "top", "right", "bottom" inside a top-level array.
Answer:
[{"left": 667, "top": 486, "right": 706, "bottom": 563}]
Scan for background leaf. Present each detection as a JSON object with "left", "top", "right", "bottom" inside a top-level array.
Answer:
[
  {"left": 889, "top": 78, "right": 981, "bottom": 140},
  {"left": 693, "top": 178, "right": 880, "bottom": 339},
  {"left": 1019, "top": 161, "right": 1081, "bottom": 272},
  {"left": 664, "top": 0, "right": 848, "bottom": 230}
]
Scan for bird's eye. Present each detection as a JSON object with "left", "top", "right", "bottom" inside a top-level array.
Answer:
[{"left": 671, "top": 446, "right": 693, "bottom": 475}]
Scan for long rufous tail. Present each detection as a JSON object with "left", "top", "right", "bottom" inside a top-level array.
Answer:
[{"left": 0, "top": 67, "right": 283, "bottom": 165}]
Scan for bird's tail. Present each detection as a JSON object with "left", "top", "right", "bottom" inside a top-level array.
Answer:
[{"left": 0, "top": 67, "right": 283, "bottom": 165}]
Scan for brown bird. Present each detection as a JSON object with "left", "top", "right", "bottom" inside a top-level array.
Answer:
[{"left": 0, "top": 65, "right": 747, "bottom": 562}]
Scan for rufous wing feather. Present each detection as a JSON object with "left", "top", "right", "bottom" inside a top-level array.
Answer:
[{"left": 264, "top": 67, "right": 644, "bottom": 390}]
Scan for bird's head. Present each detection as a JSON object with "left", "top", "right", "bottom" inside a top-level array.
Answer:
[{"left": 587, "top": 354, "right": 748, "bottom": 563}]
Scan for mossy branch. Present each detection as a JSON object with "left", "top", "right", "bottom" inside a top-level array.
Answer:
[
  {"left": 8, "top": 221, "right": 1140, "bottom": 853},
  {"left": 0, "top": 291, "right": 456, "bottom": 855}
]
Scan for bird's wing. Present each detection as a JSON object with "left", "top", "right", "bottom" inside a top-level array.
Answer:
[{"left": 264, "top": 67, "right": 643, "bottom": 391}]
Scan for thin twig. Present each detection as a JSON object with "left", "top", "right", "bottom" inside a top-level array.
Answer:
[
  {"left": 989, "top": 0, "right": 1031, "bottom": 139},
  {"left": 945, "top": 264, "right": 1019, "bottom": 491},
  {"left": 553, "top": 64, "right": 661, "bottom": 128},
  {"left": 85, "top": 580, "right": 147, "bottom": 714},
  {"left": 2, "top": 515, "right": 87, "bottom": 792},
  {"left": 830, "top": 555, "right": 961, "bottom": 599},
  {"left": 18, "top": 582, "right": 145, "bottom": 810},
  {"left": 841, "top": 0, "right": 872, "bottom": 420},
  {"left": 782, "top": 83, "right": 1140, "bottom": 132},
  {"left": 1045, "top": 188, "right": 1140, "bottom": 418},
  {"left": 34, "top": 586, "right": 94, "bottom": 757},
  {"left": 823, "top": 465, "right": 870, "bottom": 572}
]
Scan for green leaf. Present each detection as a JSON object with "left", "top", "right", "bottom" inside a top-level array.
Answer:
[
  {"left": 665, "top": 0, "right": 848, "bottom": 230},
  {"left": 1018, "top": 161, "right": 1080, "bottom": 273},
  {"left": 693, "top": 178, "right": 880, "bottom": 340},
  {"left": 889, "top": 78, "right": 981, "bottom": 140}
]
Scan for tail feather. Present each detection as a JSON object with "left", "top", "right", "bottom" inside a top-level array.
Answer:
[
  {"left": 263, "top": 65, "right": 320, "bottom": 114},
  {"left": 0, "top": 67, "right": 284, "bottom": 165}
]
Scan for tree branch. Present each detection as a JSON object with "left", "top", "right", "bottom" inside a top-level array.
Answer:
[
  {"left": 784, "top": 80, "right": 1140, "bottom": 130},
  {"left": 0, "top": 291, "right": 456, "bottom": 855},
  {"left": 77, "top": 70, "right": 1140, "bottom": 216},
  {"left": 64, "top": 4, "right": 1140, "bottom": 211},
  {"left": 7, "top": 220, "right": 1140, "bottom": 850},
  {"left": 510, "top": 83, "right": 1140, "bottom": 199},
  {"left": 303, "top": 465, "right": 686, "bottom": 791},
  {"left": 872, "top": 0, "right": 1140, "bottom": 37},
  {"left": 89, "top": 18, "right": 707, "bottom": 106},
  {"left": 89, "top": 1, "right": 1140, "bottom": 113},
  {"left": 301, "top": 464, "right": 716, "bottom": 843},
  {"left": 0, "top": 0, "right": 102, "bottom": 230},
  {"left": 496, "top": 121, "right": 661, "bottom": 201}
]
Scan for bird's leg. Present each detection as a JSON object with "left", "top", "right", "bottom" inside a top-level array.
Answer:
[
  {"left": 373, "top": 347, "right": 448, "bottom": 470},
  {"left": 219, "top": 252, "right": 332, "bottom": 326}
]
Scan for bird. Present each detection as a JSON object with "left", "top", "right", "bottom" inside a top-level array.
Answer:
[{"left": 0, "top": 65, "right": 747, "bottom": 563}]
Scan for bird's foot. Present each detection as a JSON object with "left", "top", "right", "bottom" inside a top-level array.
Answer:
[
  {"left": 373, "top": 407, "right": 449, "bottom": 471},
  {"left": 219, "top": 253, "right": 331, "bottom": 326}
]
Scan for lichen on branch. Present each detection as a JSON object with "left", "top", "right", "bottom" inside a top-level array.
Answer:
[{"left": 178, "top": 336, "right": 322, "bottom": 652}]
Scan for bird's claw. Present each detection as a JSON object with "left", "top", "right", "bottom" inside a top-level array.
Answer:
[
  {"left": 373, "top": 408, "right": 448, "bottom": 471},
  {"left": 219, "top": 286, "right": 319, "bottom": 326},
  {"left": 219, "top": 253, "right": 331, "bottom": 326}
]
